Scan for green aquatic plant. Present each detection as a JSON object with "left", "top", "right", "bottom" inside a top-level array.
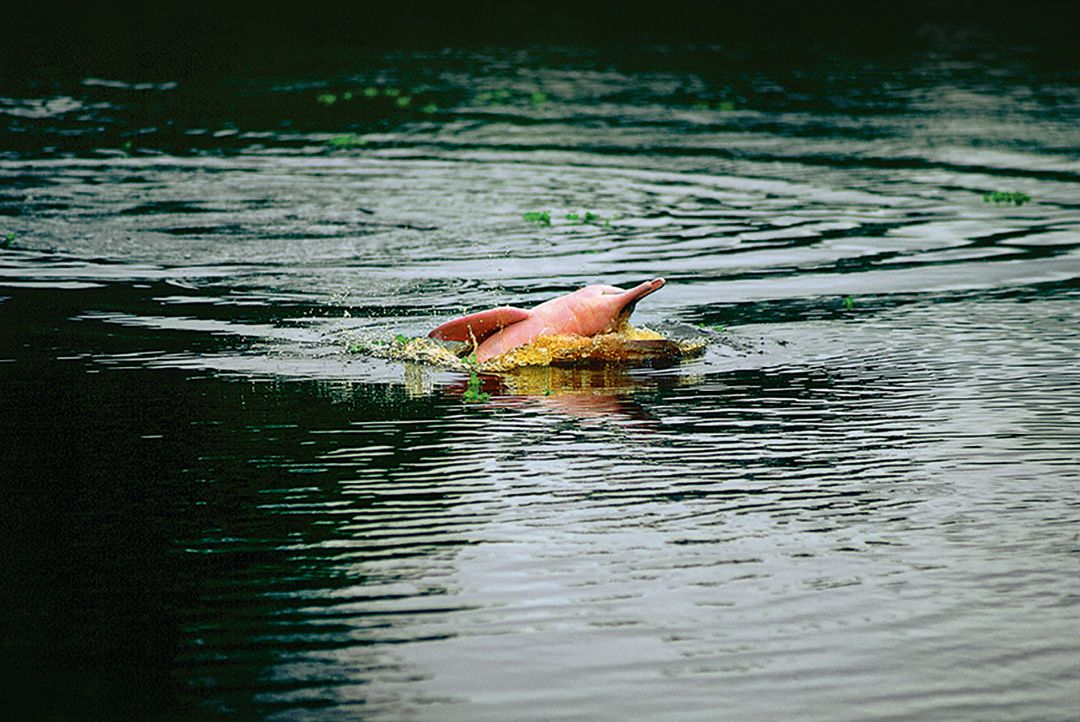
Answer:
[
  {"left": 530, "top": 91, "right": 549, "bottom": 106},
  {"left": 716, "top": 101, "right": 736, "bottom": 111},
  {"left": 462, "top": 369, "right": 491, "bottom": 403},
  {"left": 983, "top": 191, "right": 1031, "bottom": 206},
  {"left": 843, "top": 295, "right": 855, "bottom": 310},
  {"left": 524, "top": 211, "right": 551, "bottom": 226},
  {"left": 566, "top": 211, "right": 611, "bottom": 226},
  {"left": 543, "top": 387, "right": 554, "bottom": 396},
  {"left": 460, "top": 352, "right": 490, "bottom": 402},
  {"left": 328, "top": 134, "right": 366, "bottom": 148},
  {"left": 394, "top": 334, "right": 409, "bottom": 345},
  {"left": 1, "top": 232, "right": 14, "bottom": 248},
  {"left": 319, "top": 85, "right": 442, "bottom": 121},
  {"left": 692, "top": 100, "right": 710, "bottom": 110},
  {"left": 476, "top": 88, "right": 512, "bottom": 106}
]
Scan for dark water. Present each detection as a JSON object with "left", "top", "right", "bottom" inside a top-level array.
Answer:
[{"left": 2, "top": 7, "right": 1079, "bottom": 721}]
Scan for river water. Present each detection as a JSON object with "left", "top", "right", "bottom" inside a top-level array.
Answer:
[{"left": 2, "top": 18, "right": 1078, "bottom": 722}]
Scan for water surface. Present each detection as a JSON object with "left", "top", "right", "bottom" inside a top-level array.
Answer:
[{"left": 2, "top": 19, "right": 1078, "bottom": 722}]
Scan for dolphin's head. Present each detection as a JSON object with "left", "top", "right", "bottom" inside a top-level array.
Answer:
[
  {"left": 610, "top": 277, "right": 665, "bottom": 328},
  {"left": 576, "top": 277, "right": 665, "bottom": 333},
  {"left": 474, "top": 278, "right": 668, "bottom": 360}
]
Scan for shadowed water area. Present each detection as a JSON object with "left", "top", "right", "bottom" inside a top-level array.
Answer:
[{"left": 2, "top": 5, "right": 1079, "bottom": 720}]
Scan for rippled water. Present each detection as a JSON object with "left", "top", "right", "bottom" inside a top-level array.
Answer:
[{"left": 2, "top": 23, "right": 1079, "bottom": 722}]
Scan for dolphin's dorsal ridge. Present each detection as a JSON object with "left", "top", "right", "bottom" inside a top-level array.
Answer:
[{"left": 428, "top": 306, "right": 531, "bottom": 343}]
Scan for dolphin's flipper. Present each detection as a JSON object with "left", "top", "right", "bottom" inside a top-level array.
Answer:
[{"left": 428, "top": 306, "right": 531, "bottom": 343}]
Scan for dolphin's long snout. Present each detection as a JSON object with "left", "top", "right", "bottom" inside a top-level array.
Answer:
[{"left": 622, "top": 277, "right": 665, "bottom": 304}]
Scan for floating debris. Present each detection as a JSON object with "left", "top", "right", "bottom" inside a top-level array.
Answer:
[
  {"left": 523, "top": 211, "right": 551, "bottom": 226},
  {"left": 983, "top": 191, "right": 1031, "bottom": 206},
  {"left": 565, "top": 211, "right": 611, "bottom": 226}
]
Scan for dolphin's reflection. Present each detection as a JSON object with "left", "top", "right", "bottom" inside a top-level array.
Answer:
[{"left": 409, "top": 362, "right": 703, "bottom": 422}]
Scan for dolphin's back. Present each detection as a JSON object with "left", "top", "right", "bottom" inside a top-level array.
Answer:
[{"left": 428, "top": 306, "right": 531, "bottom": 343}]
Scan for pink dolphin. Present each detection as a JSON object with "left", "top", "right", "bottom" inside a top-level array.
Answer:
[{"left": 429, "top": 278, "right": 666, "bottom": 362}]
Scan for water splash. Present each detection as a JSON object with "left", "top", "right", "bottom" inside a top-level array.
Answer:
[{"left": 347, "top": 324, "right": 708, "bottom": 373}]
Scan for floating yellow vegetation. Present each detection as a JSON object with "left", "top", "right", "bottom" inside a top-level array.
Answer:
[
  {"left": 351, "top": 324, "right": 706, "bottom": 372},
  {"left": 480, "top": 326, "right": 705, "bottom": 372}
]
